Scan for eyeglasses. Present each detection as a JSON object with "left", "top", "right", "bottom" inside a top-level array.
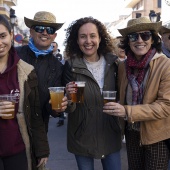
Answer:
[
  {"left": 128, "top": 32, "right": 152, "bottom": 42},
  {"left": 33, "top": 26, "right": 56, "bottom": 35}
]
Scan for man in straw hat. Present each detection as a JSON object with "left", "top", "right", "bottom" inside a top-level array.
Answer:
[
  {"left": 103, "top": 16, "right": 170, "bottom": 170},
  {"left": 16, "top": 11, "right": 68, "bottom": 132},
  {"left": 159, "top": 24, "right": 170, "bottom": 58}
]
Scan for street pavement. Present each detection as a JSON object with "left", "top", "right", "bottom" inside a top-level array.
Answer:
[{"left": 46, "top": 115, "right": 128, "bottom": 170}]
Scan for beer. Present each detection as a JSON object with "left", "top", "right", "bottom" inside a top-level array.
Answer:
[
  {"left": 103, "top": 91, "right": 117, "bottom": 104},
  {"left": 1, "top": 102, "right": 15, "bottom": 119},
  {"left": 48, "top": 87, "right": 65, "bottom": 110},
  {"left": 103, "top": 97, "right": 116, "bottom": 104},
  {"left": 71, "top": 82, "right": 85, "bottom": 103},
  {"left": 50, "top": 91, "right": 64, "bottom": 110}
]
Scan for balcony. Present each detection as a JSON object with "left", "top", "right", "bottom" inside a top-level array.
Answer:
[
  {"left": 0, "top": 4, "right": 10, "bottom": 18},
  {"left": 124, "top": 0, "right": 141, "bottom": 8},
  {"left": 4, "top": 0, "right": 17, "bottom": 6}
]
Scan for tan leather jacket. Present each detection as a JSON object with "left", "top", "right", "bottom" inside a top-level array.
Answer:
[{"left": 118, "top": 52, "right": 170, "bottom": 145}]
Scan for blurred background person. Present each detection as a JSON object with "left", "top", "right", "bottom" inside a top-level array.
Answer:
[
  {"left": 16, "top": 11, "right": 67, "bottom": 132},
  {"left": 52, "top": 41, "right": 62, "bottom": 62},
  {"left": 159, "top": 24, "right": 170, "bottom": 58},
  {"left": 21, "top": 36, "right": 29, "bottom": 46},
  {"left": 103, "top": 17, "right": 170, "bottom": 170},
  {"left": 62, "top": 17, "right": 122, "bottom": 170},
  {"left": 0, "top": 14, "right": 49, "bottom": 170}
]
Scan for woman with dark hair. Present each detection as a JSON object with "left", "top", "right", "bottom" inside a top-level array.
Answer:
[
  {"left": 0, "top": 14, "right": 53, "bottom": 170},
  {"left": 103, "top": 17, "right": 170, "bottom": 170},
  {"left": 62, "top": 17, "right": 122, "bottom": 170}
]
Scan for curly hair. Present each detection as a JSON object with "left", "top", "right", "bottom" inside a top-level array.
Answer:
[
  {"left": 119, "top": 30, "right": 162, "bottom": 54},
  {"left": 64, "top": 17, "right": 115, "bottom": 58}
]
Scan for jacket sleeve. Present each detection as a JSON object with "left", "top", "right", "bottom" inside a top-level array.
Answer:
[{"left": 26, "top": 70, "right": 50, "bottom": 158}]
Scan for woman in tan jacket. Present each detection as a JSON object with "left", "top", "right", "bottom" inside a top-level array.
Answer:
[{"left": 103, "top": 17, "right": 170, "bottom": 170}]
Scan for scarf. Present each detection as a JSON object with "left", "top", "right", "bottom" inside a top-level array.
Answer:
[
  {"left": 28, "top": 38, "right": 53, "bottom": 57},
  {"left": 162, "top": 42, "right": 170, "bottom": 58},
  {"left": 126, "top": 48, "right": 156, "bottom": 131}
]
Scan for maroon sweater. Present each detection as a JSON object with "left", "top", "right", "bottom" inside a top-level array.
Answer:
[{"left": 0, "top": 47, "right": 25, "bottom": 157}]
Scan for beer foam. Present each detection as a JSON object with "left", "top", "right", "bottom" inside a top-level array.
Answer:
[
  {"left": 75, "top": 82, "right": 85, "bottom": 87},
  {"left": 103, "top": 97, "right": 116, "bottom": 100}
]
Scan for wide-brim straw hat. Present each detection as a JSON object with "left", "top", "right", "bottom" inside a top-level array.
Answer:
[
  {"left": 24, "top": 11, "right": 64, "bottom": 31},
  {"left": 159, "top": 24, "right": 170, "bottom": 35},
  {"left": 118, "top": 17, "right": 162, "bottom": 37}
]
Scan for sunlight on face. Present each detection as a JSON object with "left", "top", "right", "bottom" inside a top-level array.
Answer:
[
  {"left": 129, "top": 31, "right": 153, "bottom": 60},
  {"left": 0, "top": 24, "right": 13, "bottom": 60},
  {"left": 77, "top": 23, "right": 101, "bottom": 61}
]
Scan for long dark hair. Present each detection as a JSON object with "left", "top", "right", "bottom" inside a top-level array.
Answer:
[{"left": 0, "top": 15, "right": 12, "bottom": 33}]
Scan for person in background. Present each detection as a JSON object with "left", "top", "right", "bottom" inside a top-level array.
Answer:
[
  {"left": 159, "top": 24, "right": 170, "bottom": 58},
  {"left": 103, "top": 17, "right": 170, "bottom": 170},
  {"left": 113, "top": 36, "right": 127, "bottom": 62},
  {"left": 16, "top": 11, "right": 67, "bottom": 132},
  {"left": 21, "top": 36, "right": 29, "bottom": 46},
  {"left": 0, "top": 14, "right": 49, "bottom": 170},
  {"left": 159, "top": 24, "right": 170, "bottom": 170},
  {"left": 51, "top": 41, "right": 65, "bottom": 127},
  {"left": 52, "top": 41, "right": 62, "bottom": 61},
  {"left": 62, "top": 17, "right": 122, "bottom": 170}
]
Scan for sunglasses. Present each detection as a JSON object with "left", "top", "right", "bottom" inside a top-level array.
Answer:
[
  {"left": 33, "top": 26, "right": 56, "bottom": 34},
  {"left": 128, "top": 32, "right": 152, "bottom": 42}
]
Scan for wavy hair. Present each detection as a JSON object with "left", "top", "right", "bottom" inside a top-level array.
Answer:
[{"left": 64, "top": 17, "right": 115, "bottom": 58}]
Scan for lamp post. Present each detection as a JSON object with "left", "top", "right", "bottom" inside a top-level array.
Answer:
[
  {"left": 10, "top": 8, "right": 16, "bottom": 46},
  {"left": 149, "top": 10, "right": 161, "bottom": 23}
]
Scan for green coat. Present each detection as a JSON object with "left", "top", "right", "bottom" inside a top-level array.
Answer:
[
  {"left": 62, "top": 54, "right": 122, "bottom": 159},
  {"left": 17, "top": 59, "right": 49, "bottom": 170}
]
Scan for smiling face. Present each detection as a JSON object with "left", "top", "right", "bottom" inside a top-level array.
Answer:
[
  {"left": 0, "top": 24, "right": 13, "bottom": 60},
  {"left": 77, "top": 23, "right": 101, "bottom": 62},
  {"left": 30, "top": 27, "right": 57, "bottom": 50},
  {"left": 128, "top": 30, "right": 153, "bottom": 60}
]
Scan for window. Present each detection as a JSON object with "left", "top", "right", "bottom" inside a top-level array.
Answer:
[{"left": 158, "top": 0, "right": 161, "bottom": 8}]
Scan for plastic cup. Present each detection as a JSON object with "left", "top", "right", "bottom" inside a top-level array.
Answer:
[
  {"left": 0, "top": 94, "right": 17, "bottom": 119},
  {"left": 70, "top": 81, "right": 85, "bottom": 103},
  {"left": 103, "top": 91, "right": 117, "bottom": 104},
  {"left": 48, "top": 87, "right": 65, "bottom": 110}
]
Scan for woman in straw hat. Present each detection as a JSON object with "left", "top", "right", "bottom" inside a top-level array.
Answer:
[{"left": 103, "top": 16, "right": 170, "bottom": 169}]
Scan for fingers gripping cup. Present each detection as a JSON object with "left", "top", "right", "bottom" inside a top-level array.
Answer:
[
  {"left": 103, "top": 91, "right": 117, "bottom": 104},
  {"left": 0, "top": 94, "right": 17, "bottom": 119},
  {"left": 71, "top": 81, "right": 85, "bottom": 103},
  {"left": 48, "top": 87, "right": 65, "bottom": 110}
]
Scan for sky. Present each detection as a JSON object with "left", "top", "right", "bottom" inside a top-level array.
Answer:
[{"left": 13, "top": 0, "right": 131, "bottom": 53}]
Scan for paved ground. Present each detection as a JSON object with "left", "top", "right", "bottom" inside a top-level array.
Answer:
[{"left": 46, "top": 115, "right": 128, "bottom": 170}]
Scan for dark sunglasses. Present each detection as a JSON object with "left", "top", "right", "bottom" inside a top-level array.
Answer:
[
  {"left": 33, "top": 26, "right": 56, "bottom": 34},
  {"left": 128, "top": 32, "right": 152, "bottom": 42}
]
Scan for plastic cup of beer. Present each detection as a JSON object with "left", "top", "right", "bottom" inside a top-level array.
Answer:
[
  {"left": 0, "top": 94, "right": 17, "bottom": 119},
  {"left": 48, "top": 87, "right": 65, "bottom": 110},
  {"left": 71, "top": 81, "right": 85, "bottom": 103},
  {"left": 103, "top": 91, "right": 117, "bottom": 104}
]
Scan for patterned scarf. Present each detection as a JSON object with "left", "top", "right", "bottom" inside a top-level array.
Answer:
[
  {"left": 126, "top": 48, "right": 156, "bottom": 131},
  {"left": 28, "top": 38, "right": 53, "bottom": 57},
  {"left": 126, "top": 48, "right": 156, "bottom": 105}
]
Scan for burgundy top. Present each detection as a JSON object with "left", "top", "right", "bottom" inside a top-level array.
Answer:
[{"left": 0, "top": 47, "right": 25, "bottom": 157}]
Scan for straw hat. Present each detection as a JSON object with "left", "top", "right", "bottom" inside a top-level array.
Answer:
[
  {"left": 24, "top": 11, "right": 64, "bottom": 30},
  {"left": 159, "top": 24, "right": 170, "bottom": 35},
  {"left": 118, "top": 17, "right": 162, "bottom": 37}
]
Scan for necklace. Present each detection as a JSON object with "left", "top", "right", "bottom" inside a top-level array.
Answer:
[{"left": 0, "top": 64, "right": 7, "bottom": 74}]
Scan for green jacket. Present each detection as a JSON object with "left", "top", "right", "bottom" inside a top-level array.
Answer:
[
  {"left": 17, "top": 59, "right": 49, "bottom": 170},
  {"left": 62, "top": 54, "right": 122, "bottom": 159}
]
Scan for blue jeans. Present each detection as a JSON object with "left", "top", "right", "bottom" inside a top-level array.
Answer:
[{"left": 75, "top": 151, "right": 121, "bottom": 170}]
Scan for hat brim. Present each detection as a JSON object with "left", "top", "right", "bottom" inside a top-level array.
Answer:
[
  {"left": 24, "top": 17, "right": 64, "bottom": 31},
  {"left": 159, "top": 26, "right": 170, "bottom": 35},
  {"left": 118, "top": 21, "right": 162, "bottom": 37}
]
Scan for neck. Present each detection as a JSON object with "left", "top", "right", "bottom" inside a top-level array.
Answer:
[{"left": 83, "top": 54, "right": 100, "bottom": 62}]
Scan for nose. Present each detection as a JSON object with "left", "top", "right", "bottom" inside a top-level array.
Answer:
[
  {"left": 137, "top": 34, "right": 143, "bottom": 42},
  {"left": 86, "top": 36, "right": 91, "bottom": 43},
  {"left": 42, "top": 29, "right": 48, "bottom": 34}
]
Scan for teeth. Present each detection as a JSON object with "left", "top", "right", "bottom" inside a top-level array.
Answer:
[
  {"left": 85, "top": 46, "right": 92, "bottom": 50},
  {"left": 0, "top": 47, "right": 4, "bottom": 52},
  {"left": 41, "top": 37, "right": 48, "bottom": 40},
  {"left": 135, "top": 45, "right": 145, "bottom": 49}
]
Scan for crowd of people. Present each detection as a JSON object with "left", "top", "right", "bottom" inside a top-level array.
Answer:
[{"left": 0, "top": 9, "right": 170, "bottom": 170}]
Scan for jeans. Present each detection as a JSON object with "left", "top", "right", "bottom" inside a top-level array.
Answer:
[{"left": 75, "top": 151, "right": 121, "bottom": 170}]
